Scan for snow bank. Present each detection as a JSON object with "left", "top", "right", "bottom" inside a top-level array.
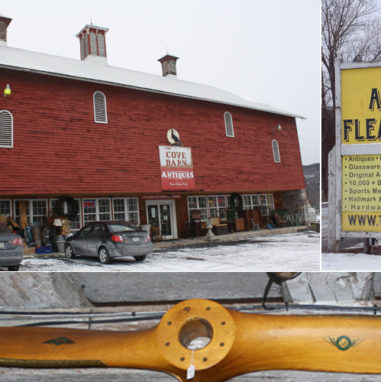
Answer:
[{"left": 0, "top": 273, "right": 91, "bottom": 309}]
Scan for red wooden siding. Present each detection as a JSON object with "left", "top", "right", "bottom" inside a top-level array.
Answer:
[{"left": 0, "top": 69, "right": 305, "bottom": 196}]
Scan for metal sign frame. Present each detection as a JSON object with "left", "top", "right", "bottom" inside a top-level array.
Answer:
[{"left": 335, "top": 60, "right": 381, "bottom": 243}]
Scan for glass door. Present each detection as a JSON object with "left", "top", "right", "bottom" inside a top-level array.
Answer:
[
  {"left": 146, "top": 200, "right": 177, "bottom": 240},
  {"left": 159, "top": 204, "right": 172, "bottom": 237}
]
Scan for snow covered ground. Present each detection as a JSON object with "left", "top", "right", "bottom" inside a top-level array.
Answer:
[
  {"left": 321, "top": 202, "right": 381, "bottom": 270},
  {"left": 322, "top": 252, "right": 381, "bottom": 271},
  {"left": 17, "top": 232, "right": 320, "bottom": 272}
]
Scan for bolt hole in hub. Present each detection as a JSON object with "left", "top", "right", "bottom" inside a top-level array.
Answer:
[
  {"left": 179, "top": 318, "right": 214, "bottom": 350},
  {"left": 157, "top": 299, "right": 235, "bottom": 371}
]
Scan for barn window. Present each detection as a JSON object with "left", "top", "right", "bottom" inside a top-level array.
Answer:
[
  {"left": 187, "top": 195, "right": 227, "bottom": 221},
  {"left": 0, "top": 110, "right": 13, "bottom": 148},
  {"left": 0, "top": 200, "right": 11, "bottom": 217},
  {"left": 83, "top": 198, "right": 111, "bottom": 224},
  {"left": 224, "top": 111, "right": 234, "bottom": 137},
  {"left": 93, "top": 91, "right": 108, "bottom": 123},
  {"left": 14, "top": 199, "right": 48, "bottom": 226},
  {"left": 272, "top": 139, "right": 281, "bottom": 163},
  {"left": 112, "top": 198, "right": 139, "bottom": 225}
]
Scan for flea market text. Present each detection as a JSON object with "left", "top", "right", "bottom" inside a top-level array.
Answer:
[{"left": 343, "top": 88, "right": 381, "bottom": 143}]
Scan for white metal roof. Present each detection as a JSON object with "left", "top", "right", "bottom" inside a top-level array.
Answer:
[{"left": 0, "top": 44, "right": 302, "bottom": 118}]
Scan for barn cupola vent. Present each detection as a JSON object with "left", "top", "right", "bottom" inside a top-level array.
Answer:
[
  {"left": 158, "top": 54, "right": 179, "bottom": 77},
  {"left": 0, "top": 14, "right": 12, "bottom": 46},
  {"left": 76, "top": 24, "right": 109, "bottom": 64}
]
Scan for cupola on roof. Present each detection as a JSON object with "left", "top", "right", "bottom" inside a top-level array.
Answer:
[
  {"left": 158, "top": 54, "right": 179, "bottom": 77},
  {"left": 76, "top": 24, "right": 109, "bottom": 63},
  {"left": 0, "top": 14, "right": 12, "bottom": 46},
  {"left": 0, "top": 16, "right": 302, "bottom": 119}
]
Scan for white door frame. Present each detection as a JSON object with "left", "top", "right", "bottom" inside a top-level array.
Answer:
[{"left": 145, "top": 199, "right": 178, "bottom": 240}]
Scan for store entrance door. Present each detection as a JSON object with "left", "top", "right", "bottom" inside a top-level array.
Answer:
[{"left": 146, "top": 200, "right": 177, "bottom": 240}]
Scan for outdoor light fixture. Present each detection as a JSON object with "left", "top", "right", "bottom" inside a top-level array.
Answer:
[
  {"left": 273, "top": 124, "right": 282, "bottom": 134},
  {"left": 3, "top": 84, "right": 11, "bottom": 97}
]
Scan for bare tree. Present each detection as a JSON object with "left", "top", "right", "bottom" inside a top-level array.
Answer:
[
  {"left": 321, "top": 0, "right": 381, "bottom": 107},
  {"left": 321, "top": 0, "right": 381, "bottom": 200}
]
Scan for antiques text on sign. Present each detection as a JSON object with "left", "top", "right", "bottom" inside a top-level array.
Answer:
[{"left": 159, "top": 146, "right": 195, "bottom": 190}]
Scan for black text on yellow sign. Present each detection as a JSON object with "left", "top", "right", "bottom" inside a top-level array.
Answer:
[
  {"left": 342, "top": 155, "right": 381, "bottom": 232},
  {"left": 343, "top": 88, "right": 381, "bottom": 143}
]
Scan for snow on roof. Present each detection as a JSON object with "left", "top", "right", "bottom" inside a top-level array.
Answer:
[{"left": 0, "top": 44, "right": 302, "bottom": 118}]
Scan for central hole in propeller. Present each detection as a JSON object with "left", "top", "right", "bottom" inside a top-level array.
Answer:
[{"left": 179, "top": 318, "right": 213, "bottom": 350}]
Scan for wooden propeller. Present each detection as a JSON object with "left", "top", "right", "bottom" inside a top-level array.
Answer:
[{"left": 1, "top": 298, "right": 381, "bottom": 381}]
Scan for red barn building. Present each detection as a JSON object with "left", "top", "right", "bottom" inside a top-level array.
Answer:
[{"left": 0, "top": 15, "right": 306, "bottom": 239}]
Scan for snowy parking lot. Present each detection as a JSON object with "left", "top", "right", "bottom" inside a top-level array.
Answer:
[
  {"left": 322, "top": 251, "right": 381, "bottom": 271},
  {"left": 16, "top": 232, "right": 320, "bottom": 272}
]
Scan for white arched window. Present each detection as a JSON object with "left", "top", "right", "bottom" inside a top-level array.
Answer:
[
  {"left": 272, "top": 139, "right": 281, "bottom": 163},
  {"left": 93, "top": 91, "right": 108, "bottom": 124},
  {"left": 224, "top": 111, "right": 234, "bottom": 137},
  {"left": 0, "top": 110, "right": 13, "bottom": 148}
]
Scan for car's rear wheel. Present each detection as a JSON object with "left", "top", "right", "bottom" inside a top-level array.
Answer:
[
  {"left": 134, "top": 255, "right": 146, "bottom": 262},
  {"left": 98, "top": 247, "right": 112, "bottom": 264},
  {"left": 65, "top": 244, "right": 75, "bottom": 259},
  {"left": 8, "top": 265, "right": 19, "bottom": 271}
]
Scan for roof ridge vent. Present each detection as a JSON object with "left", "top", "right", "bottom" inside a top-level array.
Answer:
[{"left": 158, "top": 54, "right": 179, "bottom": 77}]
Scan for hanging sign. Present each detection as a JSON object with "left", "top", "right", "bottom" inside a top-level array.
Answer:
[{"left": 159, "top": 146, "right": 195, "bottom": 190}]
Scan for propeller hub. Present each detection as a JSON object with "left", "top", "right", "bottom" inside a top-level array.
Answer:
[{"left": 156, "top": 299, "right": 236, "bottom": 371}]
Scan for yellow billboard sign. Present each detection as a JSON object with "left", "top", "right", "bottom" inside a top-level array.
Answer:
[
  {"left": 341, "top": 67, "right": 381, "bottom": 144},
  {"left": 342, "top": 155, "right": 381, "bottom": 231}
]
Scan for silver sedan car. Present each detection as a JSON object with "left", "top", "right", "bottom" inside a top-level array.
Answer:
[
  {"left": 0, "top": 223, "right": 24, "bottom": 271},
  {"left": 64, "top": 221, "right": 153, "bottom": 264}
]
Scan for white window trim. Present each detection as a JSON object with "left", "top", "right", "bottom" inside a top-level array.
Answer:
[
  {"left": 82, "top": 197, "right": 140, "bottom": 225},
  {"left": 93, "top": 91, "right": 108, "bottom": 124},
  {"left": 187, "top": 195, "right": 228, "bottom": 221},
  {"left": 0, "top": 199, "right": 12, "bottom": 217},
  {"left": 224, "top": 111, "right": 234, "bottom": 137},
  {"left": 272, "top": 139, "right": 281, "bottom": 163},
  {"left": 14, "top": 199, "right": 48, "bottom": 224},
  {"left": 0, "top": 110, "right": 13, "bottom": 148},
  {"left": 242, "top": 194, "right": 275, "bottom": 216},
  {"left": 83, "top": 198, "right": 111, "bottom": 223},
  {"left": 111, "top": 197, "right": 140, "bottom": 225}
]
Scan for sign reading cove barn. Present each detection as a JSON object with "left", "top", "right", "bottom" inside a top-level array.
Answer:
[
  {"left": 159, "top": 146, "right": 195, "bottom": 190},
  {"left": 336, "top": 63, "right": 381, "bottom": 236}
]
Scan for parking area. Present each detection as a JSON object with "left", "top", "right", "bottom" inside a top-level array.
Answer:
[{"left": 16, "top": 228, "right": 320, "bottom": 272}]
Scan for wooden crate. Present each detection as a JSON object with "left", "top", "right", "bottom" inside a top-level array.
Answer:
[
  {"left": 213, "top": 224, "right": 229, "bottom": 235},
  {"left": 235, "top": 218, "right": 245, "bottom": 232}
]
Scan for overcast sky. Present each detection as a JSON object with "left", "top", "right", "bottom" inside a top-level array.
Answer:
[{"left": 1, "top": 0, "right": 320, "bottom": 165}]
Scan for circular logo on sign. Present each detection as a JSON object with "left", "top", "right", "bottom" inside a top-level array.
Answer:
[
  {"left": 335, "top": 335, "right": 352, "bottom": 351},
  {"left": 167, "top": 129, "right": 182, "bottom": 146}
]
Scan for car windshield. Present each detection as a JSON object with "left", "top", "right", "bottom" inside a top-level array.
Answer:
[
  {"left": 0, "top": 223, "right": 11, "bottom": 234},
  {"left": 107, "top": 223, "right": 136, "bottom": 233}
]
